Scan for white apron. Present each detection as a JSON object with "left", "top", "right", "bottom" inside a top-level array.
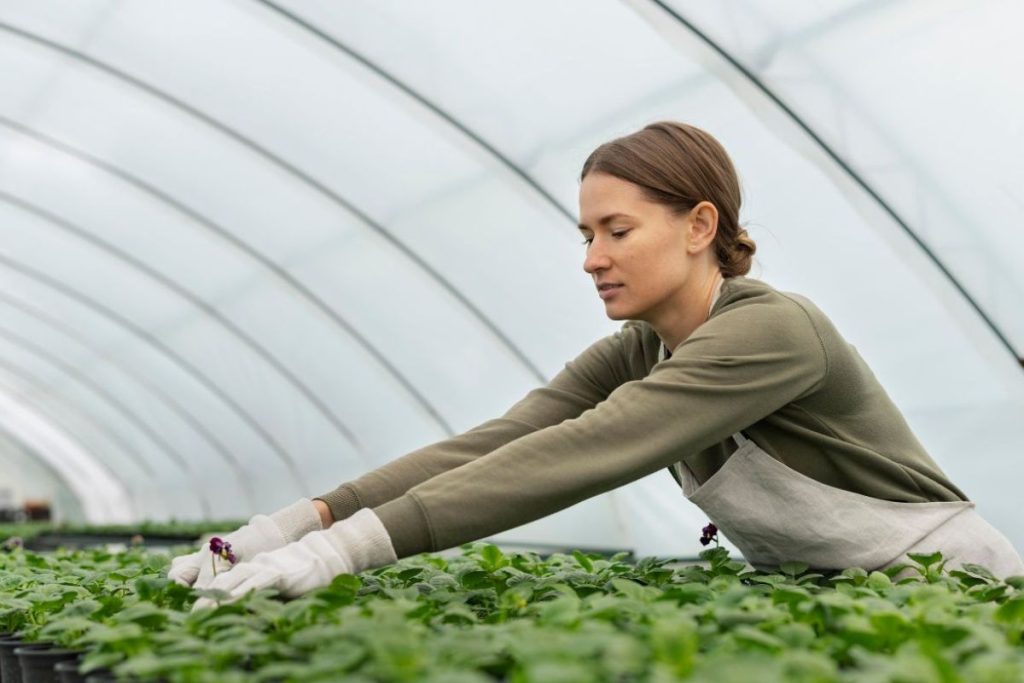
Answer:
[
  {"left": 666, "top": 275, "right": 1023, "bottom": 579},
  {"left": 674, "top": 431, "right": 1024, "bottom": 579}
]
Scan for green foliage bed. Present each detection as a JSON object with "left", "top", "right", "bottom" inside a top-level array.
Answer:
[
  {"left": 0, "top": 520, "right": 247, "bottom": 544},
  {"left": 3, "top": 541, "right": 1024, "bottom": 682}
]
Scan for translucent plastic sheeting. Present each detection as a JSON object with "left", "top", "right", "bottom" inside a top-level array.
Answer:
[
  {"left": 0, "top": 322, "right": 218, "bottom": 520},
  {"left": 0, "top": 1, "right": 1021, "bottom": 556},
  {"left": 265, "top": 0, "right": 696, "bottom": 193},
  {"left": 657, "top": 0, "right": 1024, "bottom": 356},
  {"left": 0, "top": 362, "right": 173, "bottom": 521},
  {"left": 0, "top": 256, "right": 312, "bottom": 504},
  {"left": 0, "top": 297, "right": 247, "bottom": 520},
  {"left": 0, "top": 391, "right": 131, "bottom": 522},
  {"left": 0, "top": 4, "right": 606, "bottom": 381},
  {"left": 0, "top": 430, "right": 85, "bottom": 522}
]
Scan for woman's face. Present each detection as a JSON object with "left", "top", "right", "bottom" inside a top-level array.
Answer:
[{"left": 577, "top": 171, "right": 714, "bottom": 323}]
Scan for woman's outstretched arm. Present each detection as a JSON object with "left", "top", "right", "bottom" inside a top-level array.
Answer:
[
  {"left": 373, "top": 293, "right": 828, "bottom": 559},
  {"left": 313, "top": 321, "right": 651, "bottom": 523}
]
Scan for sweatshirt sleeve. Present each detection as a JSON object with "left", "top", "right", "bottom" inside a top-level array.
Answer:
[
  {"left": 373, "top": 294, "right": 829, "bottom": 558},
  {"left": 313, "top": 321, "right": 647, "bottom": 522}
]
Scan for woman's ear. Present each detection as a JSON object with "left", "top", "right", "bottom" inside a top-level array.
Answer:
[{"left": 687, "top": 201, "right": 719, "bottom": 252}]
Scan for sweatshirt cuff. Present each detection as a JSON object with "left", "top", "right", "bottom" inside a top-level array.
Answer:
[
  {"left": 322, "top": 508, "right": 398, "bottom": 574},
  {"left": 313, "top": 484, "right": 362, "bottom": 523},
  {"left": 373, "top": 494, "right": 433, "bottom": 559},
  {"left": 268, "top": 498, "right": 324, "bottom": 542}
]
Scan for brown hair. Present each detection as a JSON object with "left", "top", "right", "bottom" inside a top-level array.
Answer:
[{"left": 580, "top": 121, "right": 755, "bottom": 278}]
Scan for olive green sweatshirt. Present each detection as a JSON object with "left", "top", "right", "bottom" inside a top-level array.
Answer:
[{"left": 315, "top": 275, "right": 967, "bottom": 558}]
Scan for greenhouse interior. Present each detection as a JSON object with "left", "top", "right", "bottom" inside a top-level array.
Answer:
[{"left": 2, "top": 1, "right": 1024, "bottom": 681}]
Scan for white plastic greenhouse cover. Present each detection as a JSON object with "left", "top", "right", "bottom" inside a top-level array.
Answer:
[{"left": 0, "top": 1, "right": 1021, "bottom": 558}]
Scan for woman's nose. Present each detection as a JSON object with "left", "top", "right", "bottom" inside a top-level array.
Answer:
[{"left": 583, "top": 241, "right": 611, "bottom": 275}]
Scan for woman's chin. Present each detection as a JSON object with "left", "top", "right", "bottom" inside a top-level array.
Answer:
[{"left": 602, "top": 304, "right": 633, "bottom": 321}]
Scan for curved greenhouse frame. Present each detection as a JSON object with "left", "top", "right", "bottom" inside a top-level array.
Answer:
[{"left": 1, "top": 0, "right": 1021, "bottom": 558}]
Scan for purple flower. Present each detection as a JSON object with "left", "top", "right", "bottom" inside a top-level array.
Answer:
[
  {"left": 208, "top": 536, "right": 237, "bottom": 576},
  {"left": 699, "top": 522, "right": 719, "bottom": 547},
  {"left": 219, "top": 542, "right": 235, "bottom": 562}
]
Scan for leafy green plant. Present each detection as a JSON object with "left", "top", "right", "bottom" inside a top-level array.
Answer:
[{"left": 4, "top": 533, "right": 1024, "bottom": 682}]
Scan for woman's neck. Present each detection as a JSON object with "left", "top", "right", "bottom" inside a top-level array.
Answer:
[{"left": 658, "top": 270, "right": 725, "bottom": 356}]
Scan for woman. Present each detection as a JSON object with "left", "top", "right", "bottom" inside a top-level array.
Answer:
[{"left": 173, "top": 122, "right": 1024, "bottom": 607}]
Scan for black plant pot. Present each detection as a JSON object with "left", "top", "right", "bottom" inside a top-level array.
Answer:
[
  {"left": 0, "top": 637, "right": 46, "bottom": 683},
  {"left": 53, "top": 659, "right": 87, "bottom": 683},
  {"left": 82, "top": 674, "right": 119, "bottom": 683},
  {"left": 16, "top": 647, "right": 84, "bottom": 683}
]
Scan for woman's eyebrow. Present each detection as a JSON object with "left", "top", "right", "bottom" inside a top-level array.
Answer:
[{"left": 577, "top": 213, "right": 635, "bottom": 231}]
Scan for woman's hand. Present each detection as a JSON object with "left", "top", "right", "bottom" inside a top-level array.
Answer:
[
  {"left": 167, "top": 498, "right": 324, "bottom": 589},
  {"left": 312, "top": 498, "right": 334, "bottom": 527},
  {"left": 191, "top": 508, "right": 396, "bottom": 610}
]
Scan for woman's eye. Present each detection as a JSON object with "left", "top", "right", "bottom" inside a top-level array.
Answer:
[{"left": 580, "top": 231, "right": 627, "bottom": 246}]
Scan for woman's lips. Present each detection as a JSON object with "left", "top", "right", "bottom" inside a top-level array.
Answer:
[{"left": 599, "top": 285, "right": 623, "bottom": 300}]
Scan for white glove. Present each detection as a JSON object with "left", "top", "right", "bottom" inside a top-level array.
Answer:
[
  {"left": 167, "top": 498, "right": 324, "bottom": 589},
  {"left": 191, "top": 508, "right": 396, "bottom": 610}
]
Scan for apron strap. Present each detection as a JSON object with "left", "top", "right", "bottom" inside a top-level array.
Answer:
[{"left": 731, "top": 431, "right": 748, "bottom": 449}]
